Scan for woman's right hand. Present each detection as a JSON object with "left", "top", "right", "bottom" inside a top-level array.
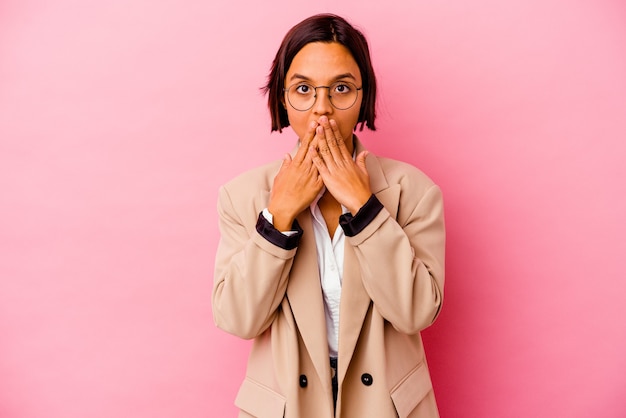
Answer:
[{"left": 268, "top": 121, "right": 323, "bottom": 231}]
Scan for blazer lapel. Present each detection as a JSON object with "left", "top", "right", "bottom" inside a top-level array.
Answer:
[
  {"left": 286, "top": 209, "right": 332, "bottom": 391},
  {"left": 337, "top": 243, "right": 370, "bottom": 384},
  {"left": 337, "top": 140, "right": 401, "bottom": 384}
]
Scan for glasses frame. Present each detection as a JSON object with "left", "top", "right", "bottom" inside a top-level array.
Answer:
[{"left": 283, "top": 81, "right": 363, "bottom": 111}]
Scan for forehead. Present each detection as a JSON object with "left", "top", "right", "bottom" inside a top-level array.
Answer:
[{"left": 286, "top": 42, "right": 361, "bottom": 83}]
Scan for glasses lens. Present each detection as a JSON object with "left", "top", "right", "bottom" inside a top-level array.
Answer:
[
  {"left": 287, "top": 83, "right": 315, "bottom": 111},
  {"left": 329, "top": 82, "right": 358, "bottom": 110}
]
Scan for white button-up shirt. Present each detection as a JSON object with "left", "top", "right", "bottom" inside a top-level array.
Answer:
[{"left": 309, "top": 188, "right": 347, "bottom": 358}]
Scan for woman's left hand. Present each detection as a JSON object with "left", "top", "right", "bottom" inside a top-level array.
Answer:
[{"left": 309, "top": 116, "right": 372, "bottom": 214}]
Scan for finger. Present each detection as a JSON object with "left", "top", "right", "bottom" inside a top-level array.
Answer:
[
  {"left": 309, "top": 145, "right": 329, "bottom": 175},
  {"left": 301, "top": 120, "right": 318, "bottom": 149},
  {"left": 315, "top": 125, "right": 332, "bottom": 162},
  {"left": 320, "top": 117, "right": 342, "bottom": 164},
  {"left": 330, "top": 119, "right": 352, "bottom": 159},
  {"left": 280, "top": 153, "right": 292, "bottom": 170},
  {"left": 303, "top": 136, "right": 319, "bottom": 165},
  {"left": 294, "top": 121, "right": 319, "bottom": 164},
  {"left": 308, "top": 136, "right": 319, "bottom": 152},
  {"left": 355, "top": 150, "right": 369, "bottom": 173}
]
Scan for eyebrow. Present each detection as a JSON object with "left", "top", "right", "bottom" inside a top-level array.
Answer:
[{"left": 289, "top": 72, "right": 357, "bottom": 83}]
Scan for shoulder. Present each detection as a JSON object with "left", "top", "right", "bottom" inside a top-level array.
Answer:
[
  {"left": 216, "top": 159, "right": 282, "bottom": 219},
  {"left": 369, "top": 155, "right": 443, "bottom": 225},
  {"left": 374, "top": 156, "right": 438, "bottom": 194}
]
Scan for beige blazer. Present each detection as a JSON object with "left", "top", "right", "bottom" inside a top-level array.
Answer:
[{"left": 213, "top": 139, "right": 445, "bottom": 418}]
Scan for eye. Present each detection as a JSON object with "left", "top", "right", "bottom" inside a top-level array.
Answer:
[
  {"left": 295, "top": 84, "right": 313, "bottom": 95},
  {"left": 333, "top": 83, "right": 352, "bottom": 94}
]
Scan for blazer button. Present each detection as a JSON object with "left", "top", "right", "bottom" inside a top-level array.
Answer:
[
  {"left": 361, "top": 373, "right": 373, "bottom": 386},
  {"left": 299, "top": 374, "right": 308, "bottom": 388}
]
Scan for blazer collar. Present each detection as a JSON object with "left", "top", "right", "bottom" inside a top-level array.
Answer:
[{"left": 355, "top": 136, "right": 389, "bottom": 194}]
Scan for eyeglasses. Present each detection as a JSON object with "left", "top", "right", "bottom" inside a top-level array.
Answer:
[{"left": 283, "top": 81, "right": 362, "bottom": 111}]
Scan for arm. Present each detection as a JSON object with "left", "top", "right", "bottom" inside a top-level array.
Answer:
[
  {"left": 212, "top": 185, "right": 301, "bottom": 339},
  {"left": 344, "top": 185, "right": 445, "bottom": 334},
  {"left": 213, "top": 122, "right": 322, "bottom": 339}
]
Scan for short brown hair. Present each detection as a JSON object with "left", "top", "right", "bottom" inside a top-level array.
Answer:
[{"left": 263, "top": 14, "right": 377, "bottom": 132}]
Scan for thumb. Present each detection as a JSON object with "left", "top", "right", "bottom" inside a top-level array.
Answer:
[
  {"left": 356, "top": 150, "right": 369, "bottom": 171},
  {"left": 280, "top": 153, "right": 292, "bottom": 170}
]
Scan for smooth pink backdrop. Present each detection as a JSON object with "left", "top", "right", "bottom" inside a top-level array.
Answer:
[{"left": 1, "top": 0, "right": 625, "bottom": 417}]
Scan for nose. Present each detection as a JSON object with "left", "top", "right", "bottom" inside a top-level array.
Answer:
[{"left": 311, "top": 87, "right": 333, "bottom": 116}]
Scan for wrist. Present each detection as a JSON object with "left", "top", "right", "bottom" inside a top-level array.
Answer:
[
  {"left": 340, "top": 194, "right": 384, "bottom": 237},
  {"left": 266, "top": 205, "right": 296, "bottom": 232},
  {"left": 346, "top": 192, "right": 373, "bottom": 215}
]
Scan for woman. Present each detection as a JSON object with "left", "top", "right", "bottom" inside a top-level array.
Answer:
[{"left": 213, "top": 13, "right": 445, "bottom": 418}]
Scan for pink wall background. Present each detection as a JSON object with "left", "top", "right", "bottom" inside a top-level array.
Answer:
[{"left": 1, "top": 0, "right": 625, "bottom": 417}]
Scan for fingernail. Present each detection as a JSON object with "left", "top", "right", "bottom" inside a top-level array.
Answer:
[
  {"left": 309, "top": 121, "right": 317, "bottom": 129},
  {"left": 319, "top": 116, "right": 328, "bottom": 123}
]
